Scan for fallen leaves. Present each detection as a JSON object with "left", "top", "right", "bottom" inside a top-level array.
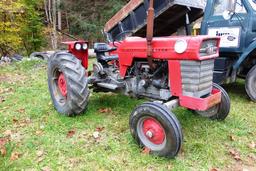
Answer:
[
  {"left": 10, "top": 151, "right": 21, "bottom": 161},
  {"left": 0, "top": 96, "right": 5, "bottom": 103},
  {"left": 68, "top": 158, "right": 82, "bottom": 168},
  {"left": 142, "top": 147, "right": 151, "bottom": 155},
  {"left": 0, "top": 137, "right": 9, "bottom": 157},
  {"left": 0, "top": 87, "right": 14, "bottom": 94},
  {"left": 209, "top": 168, "right": 219, "bottom": 171},
  {"left": 16, "top": 108, "right": 25, "bottom": 114},
  {"left": 0, "top": 147, "right": 7, "bottom": 156},
  {"left": 96, "top": 127, "right": 105, "bottom": 132},
  {"left": 229, "top": 135, "right": 236, "bottom": 141},
  {"left": 42, "top": 166, "right": 51, "bottom": 171},
  {"left": 67, "top": 129, "right": 76, "bottom": 138},
  {"left": 12, "top": 117, "right": 31, "bottom": 128},
  {"left": 229, "top": 149, "right": 241, "bottom": 161},
  {"left": 0, "top": 137, "right": 9, "bottom": 146},
  {"left": 36, "top": 150, "right": 44, "bottom": 157},
  {"left": 12, "top": 118, "right": 18, "bottom": 123},
  {"left": 3, "top": 130, "right": 12, "bottom": 136},
  {"left": 0, "top": 73, "right": 27, "bottom": 84},
  {"left": 36, "top": 150, "right": 45, "bottom": 163},
  {"left": 35, "top": 130, "right": 44, "bottom": 136},
  {"left": 98, "top": 108, "right": 112, "bottom": 113},
  {"left": 92, "top": 131, "right": 100, "bottom": 139},
  {"left": 248, "top": 141, "right": 256, "bottom": 149},
  {"left": 248, "top": 154, "right": 256, "bottom": 161}
]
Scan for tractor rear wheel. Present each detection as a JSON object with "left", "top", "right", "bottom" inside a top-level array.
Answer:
[
  {"left": 129, "top": 102, "right": 183, "bottom": 158},
  {"left": 196, "top": 83, "right": 230, "bottom": 120},
  {"left": 245, "top": 65, "right": 256, "bottom": 102},
  {"left": 48, "top": 52, "right": 90, "bottom": 116}
]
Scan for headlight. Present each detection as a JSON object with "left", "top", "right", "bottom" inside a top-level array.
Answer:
[
  {"left": 75, "top": 43, "right": 82, "bottom": 50},
  {"left": 82, "top": 43, "right": 88, "bottom": 50},
  {"left": 174, "top": 39, "right": 188, "bottom": 54}
]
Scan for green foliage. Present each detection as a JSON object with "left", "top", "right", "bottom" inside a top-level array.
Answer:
[
  {"left": 0, "top": 0, "right": 45, "bottom": 56},
  {"left": 61, "top": 0, "right": 126, "bottom": 42},
  {"left": 21, "top": 0, "right": 45, "bottom": 55},
  {"left": 0, "top": 0, "right": 24, "bottom": 56}
]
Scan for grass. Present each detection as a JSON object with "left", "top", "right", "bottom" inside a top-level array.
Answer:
[{"left": 0, "top": 59, "right": 255, "bottom": 171}]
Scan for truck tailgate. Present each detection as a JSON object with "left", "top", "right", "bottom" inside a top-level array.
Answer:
[{"left": 104, "top": 0, "right": 206, "bottom": 41}]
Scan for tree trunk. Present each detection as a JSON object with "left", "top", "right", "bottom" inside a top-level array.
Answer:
[
  {"left": 66, "top": 12, "right": 69, "bottom": 32},
  {"left": 52, "top": 0, "right": 58, "bottom": 49},
  {"left": 44, "top": 0, "right": 49, "bottom": 23},
  {"left": 57, "top": 0, "right": 61, "bottom": 30},
  {"left": 48, "top": 0, "right": 52, "bottom": 24}
]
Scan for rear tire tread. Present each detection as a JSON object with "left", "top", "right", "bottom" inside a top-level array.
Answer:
[{"left": 48, "top": 52, "right": 90, "bottom": 116}]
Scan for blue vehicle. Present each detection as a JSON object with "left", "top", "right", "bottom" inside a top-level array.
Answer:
[{"left": 201, "top": 0, "right": 256, "bottom": 101}]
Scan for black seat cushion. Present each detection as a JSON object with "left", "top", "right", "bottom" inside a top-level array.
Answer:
[{"left": 94, "top": 43, "right": 117, "bottom": 53}]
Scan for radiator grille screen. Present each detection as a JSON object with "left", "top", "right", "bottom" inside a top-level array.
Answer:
[{"left": 180, "top": 59, "right": 214, "bottom": 97}]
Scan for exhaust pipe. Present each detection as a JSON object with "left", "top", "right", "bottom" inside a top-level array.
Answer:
[{"left": 97, "top": 83, "right": 119, "bottom": 90}]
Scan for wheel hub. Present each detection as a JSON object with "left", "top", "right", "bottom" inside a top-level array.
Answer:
[
  {"left": 146, "top": 130, "right": 153, "bottom": 138},
  {"left": 142, "top": 118, "right": 165, "bottom": 145},
  {"left": 58, "top": 73, "right": 67, "bottom": 97}
]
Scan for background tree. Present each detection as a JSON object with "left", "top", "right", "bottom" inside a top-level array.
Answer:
[
  {"left": 44, "top": 0, "right": 59, "bottom": 49},
  {"left": 0, "top": 0, "right": 24, "bottom": 56},
  {"left": 0, "top": 0, "right": 127, "bottom": 56},
  {"left": 60, "top": 0, "right": 126, "bottom": 43},
  {"left": 21, "top": 0, "right": 45, "bottom": 55}
]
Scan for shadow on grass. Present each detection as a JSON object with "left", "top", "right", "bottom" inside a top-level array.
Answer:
[
  {"left": 74, "top": 84, "right": 249, "bottom": 140},
  {"left": 221, "top": 80, "right": 251, "bottom": 101},
  {"left": 89, "top": 93, "right": 142, "bottom": 111}
]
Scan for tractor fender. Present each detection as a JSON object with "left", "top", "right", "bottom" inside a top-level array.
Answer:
[{"left": 233, "top": 40, "right": 256, "bottom": 70}]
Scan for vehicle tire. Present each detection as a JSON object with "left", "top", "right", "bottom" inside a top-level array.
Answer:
[
  {"left": 196, "top": 83, "right": 230, "bottom": 120},
  {"left": 245, "top": 65, "right": 256, "bottom": 102},
  {"left": 30, "top": 52, "right": 49, "bottom": 61},
  {"left": 129, "top": 102, "right": 183, "bottom": 158},
  {"left": 48, "top": 51, "right": 90, "bottom": 116}
]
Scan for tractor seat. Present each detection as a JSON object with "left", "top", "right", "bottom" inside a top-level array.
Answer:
[{"left": 94, "top": 43, "right": 117, "bottom": 53}]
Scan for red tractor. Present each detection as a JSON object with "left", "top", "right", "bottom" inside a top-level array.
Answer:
[{"left": 47, "top": 0, "right": 230, "bottom": 158}]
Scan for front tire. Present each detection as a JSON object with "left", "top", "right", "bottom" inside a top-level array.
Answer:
[
  {"left": 245, "top": 65, "right": 256, "bottom": 102},
  {"left": 48, "top": 52, "right": 90, "bottom": 116},
  {"left": 196, "top": 83, "right": 230, "bottom": 120},
  {"left": 129, "top": 102, "right": 183, "bottom": 158}
]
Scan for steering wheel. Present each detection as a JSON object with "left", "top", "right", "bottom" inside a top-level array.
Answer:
[{"left": 113, "top": 30, "right": 133, "bottom": 42}]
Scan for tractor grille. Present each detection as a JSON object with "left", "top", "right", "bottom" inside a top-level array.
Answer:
[{"left": 180, "top": 59, "right": 214, "bottom": 98}]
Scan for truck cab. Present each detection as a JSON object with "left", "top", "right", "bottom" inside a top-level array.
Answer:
[{"left": 201, "top": 0, "right": 256, "bottom": 101}]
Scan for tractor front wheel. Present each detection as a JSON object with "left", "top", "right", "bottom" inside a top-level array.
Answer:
[
  {"left": 245, "top": 65, "right": 256, "bottom": 102},
  {"left": 196, "top": 83, "right": 230, "bottom": 120},
  {"left": 48, "top": 52, "right": 90, "bottom": 116},
  {"left": 129, "top": 102, "right": 183, "bottom": 158}
]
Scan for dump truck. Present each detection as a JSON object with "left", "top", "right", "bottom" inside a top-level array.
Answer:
[
  {"left": 104, "top": 0, "right": 206, "bottom": 40},
  {"left": 105, "top": 0, "right": 256, "bottom": 102}
]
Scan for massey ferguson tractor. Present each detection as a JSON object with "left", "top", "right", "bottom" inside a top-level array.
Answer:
[{"left": 47, "top": 0, "right": 230, "bottom": 158}]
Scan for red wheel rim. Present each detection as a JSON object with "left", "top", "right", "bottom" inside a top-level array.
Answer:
[
  {"left": 142, "top": 118, "right": 165, "bottom": 145},
  {"left": 58, "top": 73, "right": 67, "bottom": 97}
]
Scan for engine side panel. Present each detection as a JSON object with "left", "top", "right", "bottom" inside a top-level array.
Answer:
[{"left": 116, "top": 36, "right": 220, "bottom": 77}]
